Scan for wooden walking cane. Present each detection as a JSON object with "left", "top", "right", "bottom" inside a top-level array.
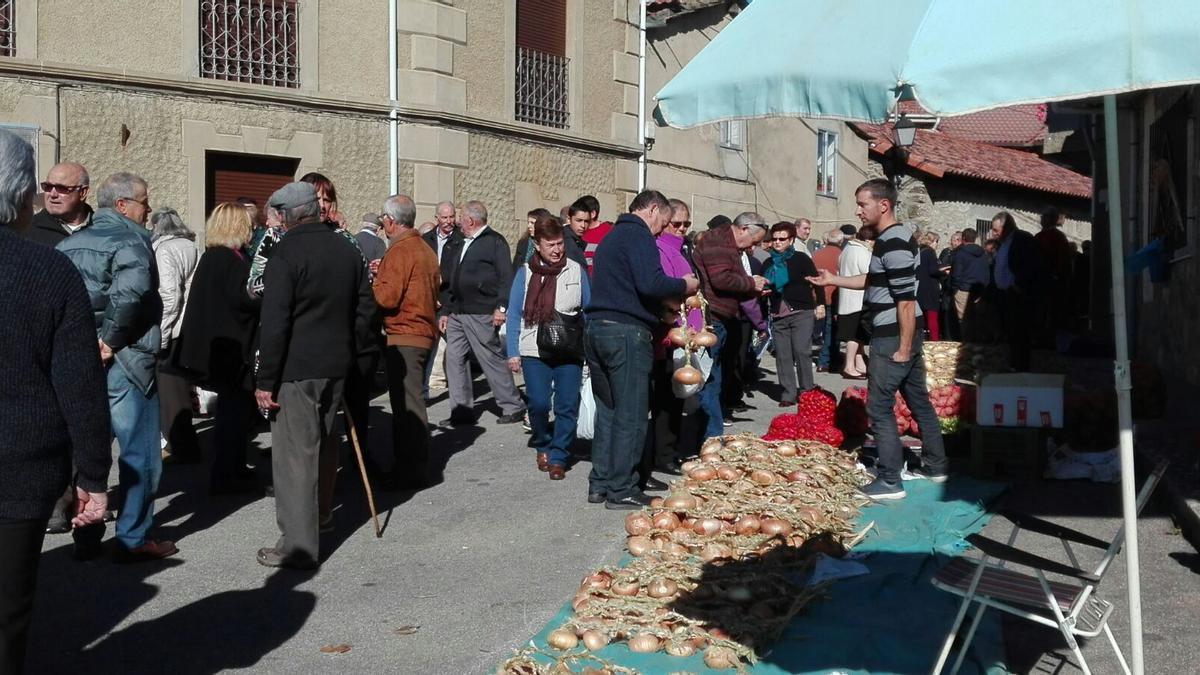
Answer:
[{"left": 341, "top": 405, "right": 381, "bottom": 538}]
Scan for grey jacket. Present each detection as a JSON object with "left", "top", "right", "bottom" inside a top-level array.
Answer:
[{"left": 56, "top": 208, "right": 162, "bottom": 394}]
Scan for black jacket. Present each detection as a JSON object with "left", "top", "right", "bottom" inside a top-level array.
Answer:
[
  {"left": 256, "top": 221, "right": 376, "bottom": 391},
  {"left": 916, "top": 246, "right": 944, "bottom": 311},
  {"left": 24, "top": 207, "right": 92, "bottom": 247},
  {"left": 440, "top": 226, "right": 514, "bottom": 316},
  {"left": 950, "top": 243, "right": 990, "bottom": 293},
  {"left": 763, "top": 252, "right": 819, "bottom": 314},
  {"left": 176, "top": 247, "right": 260, "bottom": 390}
]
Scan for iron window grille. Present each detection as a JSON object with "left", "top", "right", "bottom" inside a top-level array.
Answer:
[
  {"left": 200, "top": 0, "right": 299, "bottom": 88},
  {"left": 515, "top": 46, "right": 570, "bottom": 129},
  {"left": 816, "top": 129, "right": 838, "bottom": 197},
  {"left": 0, "top": 1, "right": 15, "bottom": 58}
]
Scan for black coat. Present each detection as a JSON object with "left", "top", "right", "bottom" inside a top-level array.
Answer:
[
  {"left": 24, "top": 207, "right": 92, "bottom": 247},
  {"left": 440, "top": 226, "right": 514, "bottom": 315},
  {"left": 256, "top": 221, "right": 376, "bottom": 391},
  {"left": 762, "top": 252, "right": 819, "bottom": 314},
  {"left": 916, "top": 246, "right": 943, "bottom": 311},
  {"left": 176, "top": 246, "right": 260, "bottom": 390}
]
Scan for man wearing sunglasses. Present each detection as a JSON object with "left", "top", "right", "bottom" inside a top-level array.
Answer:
[{"left": 25, "top": 163, "right": 93, "bottom": 247}]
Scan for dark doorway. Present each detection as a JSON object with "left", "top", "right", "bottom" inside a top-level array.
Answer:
[{"left": 205, "top": 151, "right": 300, "bottom": 218}]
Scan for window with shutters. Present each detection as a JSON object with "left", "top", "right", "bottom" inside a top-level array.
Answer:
[
  {"left": 200, "top": 1, "right": 299, "bottom": 88},
  {"left": 0, "top": 1, "right": 14, "bottom": 58},
  {"left": 816, "top": 129, "right": 838, "bottom": 197},
  {"left": 718, "top": 120, "right": 745, "bottom": 150},
  {"left": 205, "top": 151, "right": 298, "bottom": 217},
  {"left": 515, "top": 0, "right": 570, "bottom": 129}
]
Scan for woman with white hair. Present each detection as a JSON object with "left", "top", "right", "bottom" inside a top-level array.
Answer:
[{"left": 150, "top": 208, "right": 201, "bottom": 464}]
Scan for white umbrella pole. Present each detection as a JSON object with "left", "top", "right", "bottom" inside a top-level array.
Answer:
[{"left": 1103, "top": 93, "right": 1144, "bottom": 675}]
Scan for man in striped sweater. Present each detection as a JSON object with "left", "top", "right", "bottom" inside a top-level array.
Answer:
[{"left": 809, "top": 179, "right": 947, "bottom": 500}]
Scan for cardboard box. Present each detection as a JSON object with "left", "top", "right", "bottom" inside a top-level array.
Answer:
[{"left": 976, "top": 373, "right": 1064, "bottom": 428}]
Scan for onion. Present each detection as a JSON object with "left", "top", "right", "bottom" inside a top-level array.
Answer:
[
  {"left": 652, "top": 511, "right": 681, "bottom": 531},
  {"left": 685, "top": 294, "right": 704, "bottom": 310},
  {"left": 625, "top": 513, "right": 652, "bottom": 536},
  {"left": 663, "top": 493, "right": 698, "bottom": 512},
  {"left": 667, "top": 326, "right": 689, "bottom": 347},
  {"left": 705, "top": 645, "right": 738, "bottom": 669},
  {"left": 733, "top": 515, "right": 761, "bottom": 535},
  {"left": 774, "top": 441, "right": 798, "bottom": 457},
  {"left": 715, "top": 465, "right": 742, "bottom": 481},
  {"left": 627, "top": 634, "right": 661, "bottom": 653},
  {"left": 760, "top": 518, "right": 794, "bottom": 536},
  {"left": 707, "top": 626, "right": 731, "bottom": 640},
  {"left": 579, "top": 572, "right": 611, "bottom": 592},
  {"left": 746, "top": 451, "right": 770, "bottom": 463},
  {"left": 796, "top": 506, "right": 822, "bottom": 526},
  {"left": 647, "top": 578, "right": 679, "bottom": 598},
  {"left": 610, "top": 577, "right": 639, "bottom": 596},
  {"left": 627, "top": 535, "right": 653, "bottom": 557},
  {"left": 665, "top": 640, "right": 696, "bottom": 657},
  {"left": 693, "top": 330, "right": 718, "bottom": 348},
  {"left": 666, "top": 542, "right": 689, "bottom": 558},
  {"left": 700, "top": 438, "right": 723, "bottom": 455},
  {"left": 787, "top": 534, "right": 807, "bottom": 548},
  {"left": 700, "top": 542, "right": 733, "bottom": 562},
  {"left": 785, "top": 470, "right": 810, "bottom": 483},
  {"left": 581, "top": 629, "right": 608, "bottom": 651},
  {"left": 650, "top": 497, "right": 664, "bottom": 508},
  {"left": 547, "top": 628, "right": 578, "bottom": 650},
  {"left": 673, "top": 365, "right": 702, "bottom": 385},
  {"left": 692, "top": 517, "right": 723, "bottom": 537},
  {"left": 688, "top": 466, "right": 717, "bottom": 482},
  {"left": 571, "top": 593, "right": 592, "bottom": 611},
  {"left": 749, "top": 469, "right": 776, "bottom": 486},
  {"left": 726, "top": 438, "right": 750, "bottom": 450}
]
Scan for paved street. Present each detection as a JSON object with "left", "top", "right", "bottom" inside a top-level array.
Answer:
[{"left": 28, "top": 358, "right": 1199, "bottom": 674}]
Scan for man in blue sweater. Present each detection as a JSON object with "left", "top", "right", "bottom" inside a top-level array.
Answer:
[{"left": 585, "top": 190, "right": 699, "bottom": 509}]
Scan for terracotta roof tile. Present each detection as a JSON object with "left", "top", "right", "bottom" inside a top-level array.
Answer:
[
  {"left": 896, "top": 102, "right": 1048, "bottom": 146},
  {"left": 853, "top": 123, "right": 1092, "bottom": 199}
]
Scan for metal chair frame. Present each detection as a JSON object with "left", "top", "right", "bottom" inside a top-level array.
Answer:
[{"left": 930, "top": 462, "right": 1167, "bottom": 675}]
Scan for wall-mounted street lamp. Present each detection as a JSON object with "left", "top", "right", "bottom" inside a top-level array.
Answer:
[{"left": 887, "top": 113, "right": 917, "bottom": 190}]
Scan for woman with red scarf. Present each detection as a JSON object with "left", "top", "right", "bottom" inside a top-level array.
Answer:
[{"left": 505, "top": 214, "right": 591, "bottom": 479}]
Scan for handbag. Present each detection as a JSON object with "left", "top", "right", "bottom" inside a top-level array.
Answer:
[{"left": 536, "top": 310, "right": 584, "bottom": 360}]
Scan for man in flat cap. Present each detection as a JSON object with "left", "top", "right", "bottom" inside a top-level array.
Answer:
[{"left": 254, "top": 182, "right": 375, "bottom": 569}]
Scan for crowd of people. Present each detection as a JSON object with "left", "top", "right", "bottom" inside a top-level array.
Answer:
[{"left": 0, "top": 115, "right": 1090, "bottom": 670}]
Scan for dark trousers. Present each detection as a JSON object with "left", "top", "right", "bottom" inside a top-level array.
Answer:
[
  {"left": 866, "top": 334, "right": 947, "bottom": 483},
  {"left": 719, "top": 317, "right": 749, "bottom": 408},
  {"left": 586, "top": 320, "right": 653, "bottom": 499},
  {"left": 211, "top": 384, "right": 257, "bottom": 486},
  {"left": 643, "top": 358, "right": 683, "bottom": 480},
  {"left": 999, "top": 289, "right": 1034, "bottom": 371},
  {"left": 384, "top": 345, "right": 431, "bottom": 486},
  {"left": 0, "top": 518, "right": 47, "bottom": 675},
  {"left": 158, "top": 357, "right": 200, "bottom": 459},
  {"left": 344, "top": 351, "right": 379, "bottom": 456}
]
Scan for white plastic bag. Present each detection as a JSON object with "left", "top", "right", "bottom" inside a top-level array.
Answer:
[{"left": 576, "top": 366, "right": 596, "bottom": 440}]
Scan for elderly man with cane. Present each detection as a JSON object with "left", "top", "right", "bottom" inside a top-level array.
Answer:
[{"left": 254, "top": 182, "right": 375, "bottom": 569}]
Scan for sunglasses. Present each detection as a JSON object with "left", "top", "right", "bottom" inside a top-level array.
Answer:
[
  {"left": 670, "top": 220, "right": 691, "bottom": 227},
  {"left": 771, "top": 236, "right": 792, "bottom": 242},
  {"left": 41, "top": 182, "right": 85, "bottom": 194}
]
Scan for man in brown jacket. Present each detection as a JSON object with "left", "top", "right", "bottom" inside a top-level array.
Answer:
[
  {"left": 373, "top": 194, "right": 441, "bottom": 490},
  {"left": 691, "top": 212, "right": 768, "bottom": 438}
]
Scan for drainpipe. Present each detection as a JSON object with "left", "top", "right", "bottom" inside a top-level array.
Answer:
[
  {"left": 388, "top": 0, "right": 399, "bottom": 195},
  {"left": 637, "top": 0, "right": 647, "bottom": 192}
]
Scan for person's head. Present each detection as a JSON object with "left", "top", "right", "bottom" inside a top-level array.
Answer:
[
  {"left": 1040, "top": 207, "right": 1063, "bottom": 230},
  {"left": 380, "top": 194, "right": 416, "bottom": 243},
  {"left": 459, "top": 200, "right": 488, "bottom": 237},
  {"left": 961, "top": 227, "right": 978, "bottom": 244},
  {"left": 919, "top": 231, "right": 939, "bottom": 250},
  {"left": 435, "top": 200, "right": 456, "bottom": 235},
  {"left": 579, "top": 194, "right": 601, "bottom": 222},
  {"left": 566, "top": 198, "right": 595, "bottom": 237},
  {"left": 235, "top": 196, "right": 261, "bottom": 226},
  {"left": 204, "top": 202, "right": 254, "bottom": 250},
  {"left": 526, "top": 207, "right": 553, "bottom": 237},
  {"left": 794, "top": 217, "right": 812, "bottom": 241},
  {"left": 267, "top": 182, "right": 320, "bottom": 230},
  {"left": 1081, "top": 240, "right": 1092, "bottom": 254},
  {"left": 149, "top": 208, "right": 194, "bottom": 242},
  {"left": 628, "top": 189, "right": 672, "bottom": 235},
  {"left": 360, "top": 212, "right": 382, "bottom": 236},
  {"left": 984, "top": 239, "right": 998, "bottom": 254},
  {"left": 824, "top": 228, "right": 845, "bottom": 246},
  {"left": 856, "top": 225, "right": 873, "bottom": 241},
  {"left": 418, "top": 221, "right": 435, "bottom": 235},
  {"left": 298, "top": 172, "right": 337, "bottom": 222},
  {"left": 949, "top": 230, "right": 963, "bottom": 249},
  {"left": 531, "top": 212, "right": 565, "bottom": 264},
  {"left": 97, "top": 172, "right": 151, "bottom": 225},
  {"left": 854, "top": 178, "right": 898, "bottom": 232},
  {"left": 768, "top": 222, "right": 796, "bottom": 253},
  {"left": 839, "top": 223, "right": 857, "bottom": 239},
  {"left": 991, "top": 211, "right": 1017, "bottom": 240},
  {"left": 41, "top": 162, "right": 90, "bottom": 223},
  {"left": 0, "top": 130, "right": 37, "bottom": 232},
  {"left": 706, "top": 214, "right": 731, "bottom": 230},
  {"left": 665, "top": 198, "right": 691, "bottom": 238},
  {"left": 732, "top": 211, "right": 768, "bottom": 250}
]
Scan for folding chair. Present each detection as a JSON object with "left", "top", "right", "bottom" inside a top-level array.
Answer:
[{"left": 930, "top": 462, "right": 1168, "bottom": 675}]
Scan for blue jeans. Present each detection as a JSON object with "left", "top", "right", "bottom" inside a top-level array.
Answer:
[
  {"left": 109, "top": 363, "right": 162, "bottom": 549},
  {"left": 817, "top": 304, "right": 835, "bottom": 368},
  {"left": 585, "top": 320, "right": 653, "bottom": 499},
  {"left": 866, "top": 334, "right": 946, "bottom": 483},
  {"left": 697, "top": 320, "right": 726, "bottom": 439},
  {"left": 522, "top": 356, "right": 583, "bottom": 468}
]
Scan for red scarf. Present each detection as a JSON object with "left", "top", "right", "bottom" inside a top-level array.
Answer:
[{"left": 523, "top": 251, "right": 567, "bottom": 325}]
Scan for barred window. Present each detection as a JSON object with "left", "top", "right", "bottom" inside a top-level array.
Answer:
[
  {"left": 0, "top": 1, "right": 15, "bottom": 58},
  {"left": 200, "top": 0, "right": 299, "bottom": 88},
  {"left": 515, "top": 0, "right": 569, "bottom": 129}
]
